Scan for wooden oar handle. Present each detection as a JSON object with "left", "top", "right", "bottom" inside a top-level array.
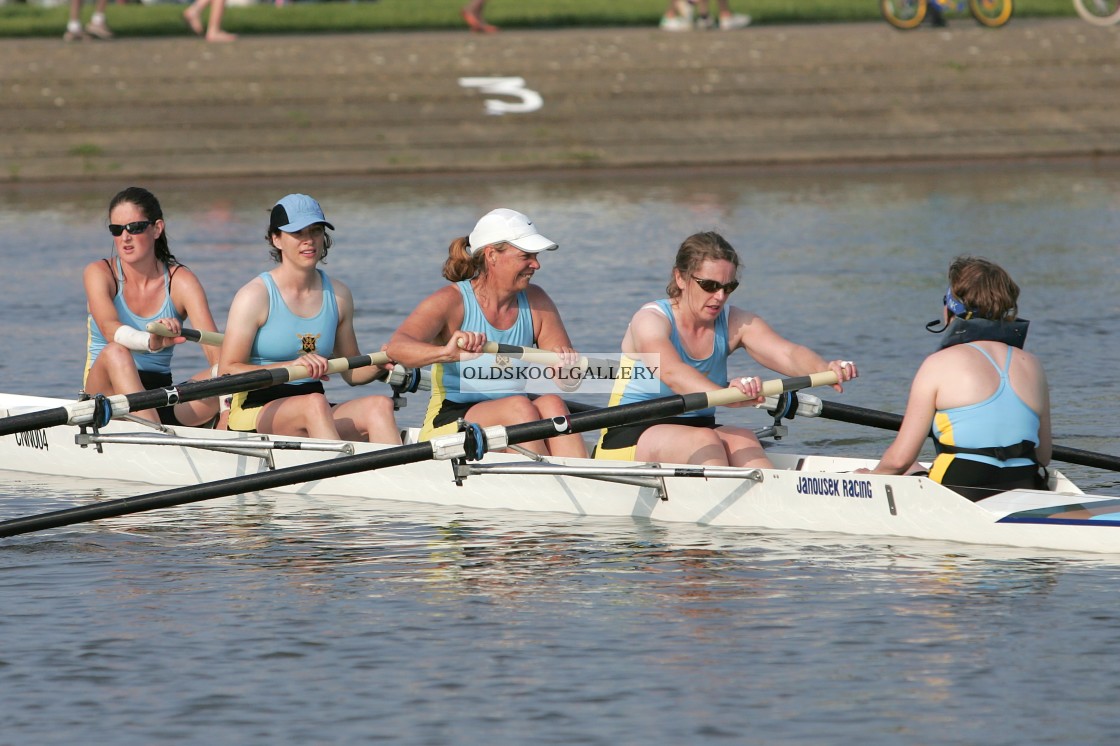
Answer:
[
  {"left": 706, "top": 371, "right": 840, "bottom": 407},
  {"left": 146, "top": 321, "right": 224, "bottom": 347}
]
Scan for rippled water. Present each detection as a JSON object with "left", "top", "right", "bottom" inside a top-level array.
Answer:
[{"left": 1, "top": 162, "right": 1119, "bottom": 743}]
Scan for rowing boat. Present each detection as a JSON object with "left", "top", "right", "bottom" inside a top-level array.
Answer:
[{"left": 2, "top": 391, "right": 1118, "bottom": 554}]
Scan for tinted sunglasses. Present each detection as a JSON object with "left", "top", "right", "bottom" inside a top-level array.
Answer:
[
  {"left": 692, "top": 276, "right": 740, "bottom": 295},
  {"left": 108, "top": 220, "right": 154, "bottom": 237},
  {"left": 943, "top": 286, "right": 972, "bottom": 318}
]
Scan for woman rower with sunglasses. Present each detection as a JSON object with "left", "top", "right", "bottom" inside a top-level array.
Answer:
[
  {"left": 595, "top": 231, "right": 858, "bottom": 468},
  {"left": 83, "top": 186, "right": 223, "bottom": 427},
  {"left": 857, "top": 257, "right": 1051, "bottom": 500}
]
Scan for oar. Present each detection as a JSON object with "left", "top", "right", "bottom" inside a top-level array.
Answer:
[
  {"left": 146, "top": 322, "right": 224, "bottom": 347},
  {"left": 147, "top": 322, "right": 430, "bottom": 392},
  {"left": 817, "top": 400, "right": 1120, "bottom": 472},
  {"left": 478, "top": 341, "right": 617, "bottom": 375},
  {"left": 0, "top": 370, "right": 839, "bottom": 538},
  {"left": 0, "top": 353, "right": 387, "bottom": 437}
]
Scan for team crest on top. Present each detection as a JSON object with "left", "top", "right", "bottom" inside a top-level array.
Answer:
[{"left": 298, "top": 333, "right": 321, "bottom": 354}]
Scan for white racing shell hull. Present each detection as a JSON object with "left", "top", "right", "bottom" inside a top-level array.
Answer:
[{"left": 1, "top": 393, "right": 1117, "bottom": 554}]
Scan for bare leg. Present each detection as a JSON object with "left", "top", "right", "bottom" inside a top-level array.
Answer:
[
  {"left": 331, "top": 396, "right": 402, "bottom": 445},
  {"left": 170, "top": 368, "right": 221, "bottom": 427},
  {"left": 530, "top": 394, "right": 589, "bottom": 458},
  {"left": 462, "top": 0, "right": 498, "bottom": 33},
  {"left": 84, "top": 344, "right": 160, "bottom": 423},
  {"left": 64, "top": 0, "right": 87, "bottom": 41},
  {"left": 183, "top": 0, "right": 208, "bottom": 35},
  {"left": 255, "top": 394, "right": 341, "bottom": 440},
  {"left": 81, "top": 0, "right": 114, "bottom": 38},
  {"left": 463, "top": 396, "right": 586, "bottom": 457},
  {"left": 205, "top": 0, "right": 237, "bottom": 42}
]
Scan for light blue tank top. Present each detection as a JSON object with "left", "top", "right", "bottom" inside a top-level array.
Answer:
[
  {"left": 613, "top": 299, "right": 730, "bottom": 418},
  {"left": 437, "top": 279, "right": 535, "bottom": 404},
  {"left": 250, "top": 270, "right": 338, "bottom": 385},
  {"left": 86, "top": 257, "right": 179, "bottom": 375},
  {"left": 932, "top": 344, "right": 1040, "bottom": 467}
]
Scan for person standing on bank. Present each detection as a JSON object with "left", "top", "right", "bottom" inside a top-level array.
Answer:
[
  {"left": 83, "top": 186, "right": 222, "bottom": 427},
  {"left": 596, "top": 231, "right": 857, "bottom": 467},
  {"left": 219, "top": 194, "right": 400, "bottom": 444},
  {"left": 387, "top": 208, "right": 587, "bottom": 458},
  {"left": 858, "top": 256, "right": 1051, "bottom": 500}
]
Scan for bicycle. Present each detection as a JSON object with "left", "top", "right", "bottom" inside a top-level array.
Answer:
[
  {"left": 881, "top": 0, "right": 1013, "bottom": 29},
  {"left": 1073, "top": 0, "right": 1120, "bottom": 25}
]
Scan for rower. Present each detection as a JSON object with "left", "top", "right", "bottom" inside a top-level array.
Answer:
[
  {"left": 594, "top": 231, "right": 858, "bottom": 468},
  {"left": 82, "top": 186, "right": 223, "bottom": 428},
  {"left": 857, "top": 256, "right": 1051, "bottom": 500},
  {"left": 387, "top": 208, "right": 587, "bottom": 458}
]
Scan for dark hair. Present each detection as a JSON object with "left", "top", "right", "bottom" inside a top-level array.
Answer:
[
  {"left": 442, "top": 237, "right": 510, "bottom": 282},
  {"left": 667, "top": 231, "right": 740, "bottom": 299},
  {"left": 948, "top": 256, "right": 1020, "bottom": 321},
  {"left": 109, "top": 186, "right": 178, "bottom": 266},
  {"left": 266, "top": 227, "right": 332, "bottom": 263}
]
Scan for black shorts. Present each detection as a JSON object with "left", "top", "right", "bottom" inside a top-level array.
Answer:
[
  {"left": 137, "top": 370, "right": 183, "bottom": 427},
  {"left": 431, "top": 398, "right": 478, "bottom": 429},
  {"left": 600, "top": 415, "right": 718, "bottom": 451},
  {"left": 940, "top": 459, "right": 1048, "bottom": 502}
]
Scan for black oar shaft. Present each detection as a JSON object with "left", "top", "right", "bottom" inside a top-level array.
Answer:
[
  {"left": 819, "top": 400, "right": 1120, "bottom": 472},
  {"left": 0, "top": 442, "right": 435, "bottom": 538},
  {"left": 0, "top": 354, "right": 382, "bottom": 437}
]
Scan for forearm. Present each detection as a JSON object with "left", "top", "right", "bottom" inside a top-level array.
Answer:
[{"left": 387, "top": 335, "right": 454, "bottom": 368}]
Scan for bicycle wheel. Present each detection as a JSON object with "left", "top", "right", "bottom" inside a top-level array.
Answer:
[
  {"left": 881, "top": 0, "right": 927, "bottom": 29},
  {"left": 1073, "top": 0, "right": 1120, "bottom": 26},
  {"left": 969, "top": 0, "right": 1013, "bottom": 27}
]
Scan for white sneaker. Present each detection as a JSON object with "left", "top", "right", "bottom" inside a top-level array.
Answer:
[
  {"left": 719, "top": 13, "right": 751, "bottom": 30},
  {"left": 660, "top": 14, "right": 692, "bottom": 31}
]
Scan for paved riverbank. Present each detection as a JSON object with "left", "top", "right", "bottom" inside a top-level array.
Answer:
[{"left": 2, "top": 19, "right": 1119, "bottom": 183}]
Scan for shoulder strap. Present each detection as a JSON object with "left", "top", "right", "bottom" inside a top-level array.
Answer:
[{"left": 102, "top": 257, "right": 119, "bottom": 297}]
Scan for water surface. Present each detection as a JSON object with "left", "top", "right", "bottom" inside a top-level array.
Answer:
[{"left": 1, "top": 162, "right": 1118, "bottom": 743}]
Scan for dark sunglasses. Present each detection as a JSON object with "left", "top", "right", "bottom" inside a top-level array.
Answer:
[
  {"left": 692, "top": 276, "right": 740, "bottom": 295},
  {"left": 108, "top": 220, "right": 154, "bottom": 237}
]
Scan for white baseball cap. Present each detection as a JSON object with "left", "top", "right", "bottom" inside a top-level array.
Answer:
[{"left": 467, "top": 208, "right": 558, "bottom": 255}]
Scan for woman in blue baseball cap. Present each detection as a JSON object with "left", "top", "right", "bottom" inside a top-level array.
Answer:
[{"left": 218, "top": 194, "right": 401, "bottom": 444}]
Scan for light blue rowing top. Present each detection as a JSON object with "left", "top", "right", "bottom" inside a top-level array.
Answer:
[
  {"left": 249, "top": 270, "right": 338, "bottom": 385},
  {"left": 436, "top": 279, "right": 535, "bottom": 404},
  {"left": 932, "top": 344, "right": 1040, "bottom": 468},
  {"left": 612, "top": 299, "right": 730, "bottom": 418},
  {"left": 85, "top": 257, "right": 179, "bottom": 375}
]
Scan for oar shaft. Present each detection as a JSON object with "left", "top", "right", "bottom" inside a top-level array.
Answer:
[
  {"left": 818, "top": 400, "right": 1120, "bottom": 472},
  {"left": 0, "top": 354, "right": 387, "bottom": 437},
  {"left": 0, "top": 371, "right": 838, "bottom": 538}
]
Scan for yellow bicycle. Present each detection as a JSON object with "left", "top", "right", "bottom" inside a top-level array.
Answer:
[{"left": 881, "top": 0, "right": 1014, "bottom": 29}]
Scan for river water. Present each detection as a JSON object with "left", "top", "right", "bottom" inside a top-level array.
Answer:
[{"left": 0, "top": 162, "right": 1118, "bottom": 743}]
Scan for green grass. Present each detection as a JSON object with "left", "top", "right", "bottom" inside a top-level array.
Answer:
[{"left": 0, "top": 0, "right": 1080, "bottom": 39}]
